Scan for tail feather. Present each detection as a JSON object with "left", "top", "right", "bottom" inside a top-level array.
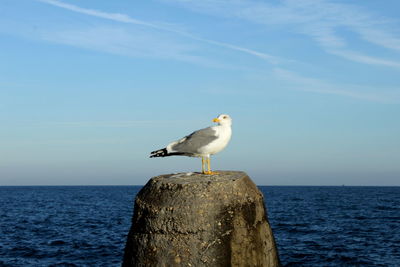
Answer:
[{"left": 150, "top": 148, "right": 185, "bottom": 158}]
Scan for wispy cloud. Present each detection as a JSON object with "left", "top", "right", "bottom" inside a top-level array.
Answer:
[
  {"left": 38, "top": 0, "right": 159, "bottom": 27},
  {"left": 40, "top": 26, "right": 223, "bottom": 67},
  {"left": 329, "top": 50, "right": 400, "bottom": 68},
  {"left": 30, "top": 0, "right": 400, "bottom": 102},
  {"left": 164, "top": 0, "right": 400, "bottom": 68},
  {"left": 357, "top": 28, "right": 400, "bottom": 52},
  {"left": 37, "top": 0, "right": 279, "bottom": 64},
  {"left": 272, "top": 68, "right": 400, "bottom": 103}
]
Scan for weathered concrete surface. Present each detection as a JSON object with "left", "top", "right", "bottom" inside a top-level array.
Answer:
[{"left": 122, "top": 171, "right": 280, "bottom": 267}]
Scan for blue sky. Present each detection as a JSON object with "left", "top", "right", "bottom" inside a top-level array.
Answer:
[{"left": 1, "top": 0, "right": 399, "bottom": 185}]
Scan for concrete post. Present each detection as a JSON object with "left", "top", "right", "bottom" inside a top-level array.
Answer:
[{"left": 123, "top": 171, "right": 280, "bottom": 267}]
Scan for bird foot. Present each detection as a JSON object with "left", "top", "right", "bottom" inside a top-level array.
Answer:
[{"left": 203, "top": 171, "right": 219, "bottom": 175}]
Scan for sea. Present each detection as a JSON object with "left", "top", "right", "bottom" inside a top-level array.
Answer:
[{"left": 0, "top": 186, "right": 399, "bottom": 267}]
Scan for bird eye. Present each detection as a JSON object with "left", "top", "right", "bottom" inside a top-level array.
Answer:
[{"left": 223, "top": 116, "right": 227, "bottom": 119}]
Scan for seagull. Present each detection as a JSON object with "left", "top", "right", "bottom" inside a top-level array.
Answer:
[{"left": 150, "top": 114, "right": 232, "bottom": 175}]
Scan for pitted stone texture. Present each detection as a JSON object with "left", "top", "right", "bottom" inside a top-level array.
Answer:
[{"left": 122, "top": 171, "right": 280, "bottom": 267}]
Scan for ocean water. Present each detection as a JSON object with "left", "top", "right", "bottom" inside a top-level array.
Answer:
[{"left": 0, "top": 186, "right": 399, "bottom": 266}]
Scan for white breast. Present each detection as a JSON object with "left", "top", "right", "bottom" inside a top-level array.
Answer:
[{"left": 199, "top": 125, "right": 232, "bottom": 156}]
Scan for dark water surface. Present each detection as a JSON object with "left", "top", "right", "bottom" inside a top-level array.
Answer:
[{"left": 0, "top": 186, "right": 399, "bottom": 266}]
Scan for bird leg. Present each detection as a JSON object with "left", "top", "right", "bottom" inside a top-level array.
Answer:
[
  {"left": 201, "top": 157, "right": 206, "bottom": 174},
  {"left": 204, "top": 157, "right": 218, "bottom": 175}
]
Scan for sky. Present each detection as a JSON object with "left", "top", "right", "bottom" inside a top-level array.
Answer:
[{"left": 1, "top": 0, "right": 400, "bottom": 186}]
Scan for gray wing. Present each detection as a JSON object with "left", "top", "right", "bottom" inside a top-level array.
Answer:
[{"left": 170, "top": 127, "right": 218, "bottom": 154}]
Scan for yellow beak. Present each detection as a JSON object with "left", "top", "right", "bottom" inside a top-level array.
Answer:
[{"left": 213, "top": 118, "right": 220, "bottom": 123}]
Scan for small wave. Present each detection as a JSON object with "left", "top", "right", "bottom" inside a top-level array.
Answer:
[
  {"left": 48, "top": 262, "right": 79, "bottom": 267},
  {"left": 48, "top": 240, "right": 67, "bottom": 246}
]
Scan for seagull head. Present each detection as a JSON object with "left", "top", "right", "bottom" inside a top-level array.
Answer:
[{"left": 212, "top": 114, "right": 232, "bottom": 126}]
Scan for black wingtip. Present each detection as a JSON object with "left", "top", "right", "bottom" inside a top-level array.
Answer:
[{"left": 150, "top": 148, "right": 168, "bottom": 158}]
